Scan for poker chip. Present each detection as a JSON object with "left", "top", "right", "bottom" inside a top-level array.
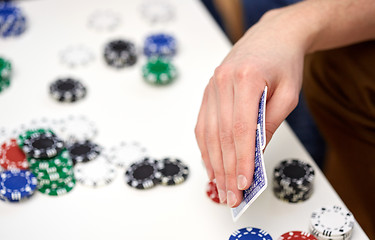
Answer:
[
  {"left": 125, "top": 157, "right": 161, "bottom": 190},
  {"left": 57, "top": 115, "right": 98, "bottom": 142},
  {"left": 67, "top": 140, "right": 101, "bottom": 164},
  {"left": 38, "top": 177, "right": 75, "bottom": 196},
  {"left": 0, "top": 3, "right": 27, "bottom": 38},
  {"left": 157, "top": 157, "right": 189, "bottom": 185},
  {"left": 0, "top": 126, "right": 8, "bottom": 144},
  {"left": 0, "top": 57, "right": 12, "bottom": 94},
  {"left": 273, "top": 159, "right": 315, "bottom": 203},
  {"left": 0, "top": 169, "right": 37, "bottom": 202},
  {"left": 28, "top": 149, "right": 72, "bottom": 170},
  {"left": 229, "top": 227, "right": 273, "bottom": 240},
  {"left": 20, "top": 129, "right": 64, "bottom": 159},
  {"left": 142, "top": 57, "right": 177, "bottom": 85},
  {"left": 140, "top": 0, "right": 174, "bottom": 24},
  {"left": 106, "top": 141, "right": 147, "bottom": 168},
  {"left": 104, "top": 39, "right": 137, "bottom": 68},
  {"left": 26, "top": 117, "right": 60, "bottom": 133},
  {"left": 74, "top": 154, "right": 117, "bottom": 187},
  {"left": 0, "top": 138, "right": 28, "bottom": 170},
  {"left": 278, "top": 231, "right": 317, "bottom": 240},
  {"left": 144, "top": 33, "right": 177, "bottom": 58},
  {"left": 49, "top": 77, "right": 87, "bottom": 103},
  {"left": 88, "top": 10, "right": 121, "bottom": 31},
  {"left": 309, "top": 205, "right": 355, "bottom": 240},
  {"left": 60, "top": 45, "right": 94, "bottom": 68},
  {"left": 206, "top": 179, "right": 220, "bottom": 204}
]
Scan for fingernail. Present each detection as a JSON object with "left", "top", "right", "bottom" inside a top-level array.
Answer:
[
  {"left": 227, "top": 191, "right": 237, "bottom": 207},
  {"left": 218, "top": 189, "right": 226, "bottom": 203},
  {"left": 237, "top": 175, "right": 247, "bottom": 190}
]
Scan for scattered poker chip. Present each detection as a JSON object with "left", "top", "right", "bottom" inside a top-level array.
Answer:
[
  {"left": 49, "top": 77, "right": 87, "bottom": 103},
  {"left": 104, "top": 39, "right": 138, "bottom": 68},
  {"left": 157, "top": 157, "right": 189, "bottom": 185},
  {"left": 20, "top": 130, "right": 64, "bottom": 159},
  {"left": 0, "top": 169, "right": 37, "bottom": 202},
  {"left": 88, "top": 10, "right": 121, "bottom": 31},
  {"left": 144, "top": 33, "right": 177, "bottom": 58},
  {"left": 0, "top": 3, "right": 27, "bottom": 38},
  {"left": 28, "top": 149, "right": 71, "bottom": 170},
  {"left": 206, "top": 179, "right": 220, "bottom": 204},
  {"left": 140, "top": 0, "right": 174, "bottom": 24},
  {"left": 273, "top": 159, "right": 315, "bottom": 203},
  {"left": 106, "top": 141, "right": 147, "bottom": 168},
  {"left": 309, "top": 205, "right": 355, "bottom": 239},
  {"left": 0, "top": 138, "right": 28, "bottom": 170},
  {"left": 74, "top": 154, "right": 117, "bottom": 187},
  {"left": 60, "top": 45, "right": 94, "bottom": 68},
  {"left": 0, "top": 126, "right": 8, "bottom": 144},
  {"left": 229, "top": 227, "right": 273, "bottom": 240},
  {"left": 57, "top": 115, "right": 98, "bottom": 142},
  {"left": 38, "top": 177, "right": 75, "bottom": 196},
  {"left": 125, "top": 157, "right": 161, "bottom": 190},
  {"left": 142, "top": 57, "right": 177, "bottom": 85},
  {"left": 26, "top": 117, "right": 60, "bottom": 133},
  {"left": 278, "top": 231, "right": 317, "bottom": 240},
  {"left": 0, "top": 57, "right": 12, "bottom": 94},
  {"left": 67, "top": 140, "right": 101, "bottom": 164}
]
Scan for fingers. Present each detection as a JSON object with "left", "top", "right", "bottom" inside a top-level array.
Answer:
[
  {"left": 195, "top": 86, "right": 214, "bottom": 180},
  {"left": 233, "top": 76, "right": 265, "bottom": 198},
  {"left": 204, "top": 81, "right": 227, "bottom": 203},
  {"left": 213, "top": 66, "right": 242, "bottom": 207}
]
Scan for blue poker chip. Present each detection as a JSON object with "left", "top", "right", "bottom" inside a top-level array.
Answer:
[
  {"left": 0, "top": 169, "right": 37, "bottom": 202},
  {"left": 0, "top": 3, "right": 27, "bottom": 38},
  {"left": 229, "top": 227, "right": 273, "bottom": 240},
  {"left": 143, "top": 33, "right": 177, "bottom": 58}
]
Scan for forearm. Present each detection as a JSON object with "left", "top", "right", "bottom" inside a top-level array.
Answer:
[{"left": 260, "top": 0, "right": 375, "bottom": 54}]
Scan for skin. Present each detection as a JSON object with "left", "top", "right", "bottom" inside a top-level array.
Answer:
[{"left": 195, "top": 0, "right": 375, "bottom": 207}]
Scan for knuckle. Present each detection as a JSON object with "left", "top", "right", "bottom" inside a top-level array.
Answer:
[
  {"left": 213, "top": 169, "right": 225, "bottom": 180},
  {"left": 213, "top": 65, "right": 230, "bottom": 87},
  {"left": 219, "top": 131, "right": 234, "bottom": 146},
  {"left": 194, "top": 125, "right": 203, "bottom": 139},
  {"left": 205, "top": 130, "right": 218, "bottom": 145},
  {"left": 234, "top": 66, "right": 250, "bottom": 84},
  {"left": 232, "top": 121, "right": 250, "bottom": 138}
]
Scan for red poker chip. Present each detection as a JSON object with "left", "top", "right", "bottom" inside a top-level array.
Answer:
[
  {"left": 0, "top": 139, "right": 28, "bottom": 170},
  {"left": 279, "top": 231, "right": 318, "bottom": 240},
  {"left": 206, "top": 179, "right": 220, "bottom": 204}
]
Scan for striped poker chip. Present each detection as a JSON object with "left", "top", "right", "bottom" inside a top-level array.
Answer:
[
  {"left": 0, "top": 169, "right": 37, "bottom": 202},
  {"left": 67, "top": 140, "right": 101, "bottom": 164},
  {"left": 87, "top": 9, "right": 121, "bottom": 31},
  {"left": 0, "top": 138, "right": 28, "bottom": 170},
  {"left": 157, "top": 157, "right": 189, "bottom": 185},
  {"left": 21, "top": 131, "right": 64, "bottom": 159},
  {"left": 57, "top": 115, "right": 98, "bottom": 143},
  {"left": 278, "top": 231, "right": 317, "bottom": 240},
  {"left": 74, "top": 154, "right": 117, "bottom": 188},
  {"left": 229, "top": 227, "right": 273, "bottom": 240},
  {"left": 104, "top": 39, "right": 137, "bottom": 68},
  {"left": 0, "top": 3, "right": 27, "bottom": 38},
  {"left": 38, "top": 178, "right": 75, "bottom": 196},
  {"left": 139, "top": 0, "right": 174, "bottom": 24},
  {"left": 310, "top": 205, "right": 354, "bottom": 239},
  {"left": 106, "top": 141, "right": 147, "bottom": 168},
  {"left": 49, "top": 77, "right": 87, "bottom": 103},
  {"left": 206, "top": 179, "right": 220, "bottom": 204},
  {"left": 60, "top": 45, "right": 94, "bottom": 68},
  {"left": 125, "top": 157, "right": 161, "bottom": 190},
  {"left": 144, "top": 33, "right": 177, "bottom": 58}
]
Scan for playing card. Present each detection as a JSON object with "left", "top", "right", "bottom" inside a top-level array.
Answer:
[{"left": 258, "top": 86, "right": 267, "bottom": 150}]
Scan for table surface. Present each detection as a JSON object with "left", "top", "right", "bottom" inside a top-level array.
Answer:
[{"left": 0, "top": 0, "right": 369, "bottom": 239}]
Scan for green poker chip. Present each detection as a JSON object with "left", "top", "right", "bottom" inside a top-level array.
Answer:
[
  {"left": 142, "top": 57, "right": 177, "bottom": 85},
  {"left": 38, "top": 178, "right": 76, "bottom": 196},
  {"left": 0, "top": 57, "right": 11, "bottom": 93},
  {"left": 18, "top": 128, "right": 55, "bottom": 148},
  {"left": 36, "top": 168, "right": 74, "bottom": 181},
  {"left": 27, "top": 149, "right": 71, "bottom": 169},
  {"left": 38, "top": 175, "right": 75, "bottom": 189}
]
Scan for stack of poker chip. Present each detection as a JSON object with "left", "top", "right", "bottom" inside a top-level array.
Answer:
[
  {"left": 104, "top": 39, "right": 137, "bottom": 68},
  {"left": 0, "top": 3, "right": 27, "bottom": 38},
  {"left": 18, "top": 128, "right": 76, "bottom": 196},
  {"left": 309, "top": 205, "right": 355, "bottom": 240},
  {"left": 0, "top": 169, "right": 37, "bottom": 202},
  {"left": 125, "top": 157, "right": 189, "bottom": 190},
  {"left": 229, "top": 227, "right": 273, "bottom": 240},
  {"left": 0, "top": 57, "right": 11, "bottom": 94},
  {"left": 49, "top": 77, "right": 87, "bottom": 103},
  {"left": 142, "top": 33, "right": 178, "bottom": 86},
  {"left": 273, "top": 158, "right": 315, "bottom": 203},
  {"left": 278, "top": 231, "right": 318, "bottom": 240}
]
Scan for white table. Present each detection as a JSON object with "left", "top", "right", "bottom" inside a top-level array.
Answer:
[{"left": 0, "top": 0, "right": 369, "bottom": 239}]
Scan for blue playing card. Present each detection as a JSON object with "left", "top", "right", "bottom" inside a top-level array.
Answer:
[
  {"left": 257, "top": 86, "right": 267, "bottom": 150},
  {"left": 231, "top": 125, "right": 268, "bottom": 221}
]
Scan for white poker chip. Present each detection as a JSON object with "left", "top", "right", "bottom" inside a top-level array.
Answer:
[
  {"left": 57, "top": 115, "right": 98, "bottom": 143},
  {"left": 74, "top": 154, "right": 117, "bottom": 187},
  {"left": 140, "top": 0, "right": 174, "bottom": 23},
  {"left": 60, "top": 45, "right": 94, "bottom": 68},
  {"left": 88, "top": 10, "right": 121, "bottom": 31},
  {"left": 0, "top": 127, "right": 8, "bottom": 144},
  {"left": 106, "top": 142, "right": 148, "bottom": 168},
  {"left": 310, "top": 205, "right": 355, "bottom": 238}
]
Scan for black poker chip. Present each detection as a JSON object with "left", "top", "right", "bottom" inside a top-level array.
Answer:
[
  {"left": 104, "top": 40, "right": 137, "bottom": 68},
  {"left": 125, "top": 157, "right": 161, "bottom": 190},
  {"left": 22, "top": 131, "right": 64, "bottom": 159},
  {"left": 49, "top": 77, "right": 87, "bottom": 103},
  {"left": 157, "top": 157, "right": 189, "bottom": 186},
  {"left": 67, "top": 140, "right": 101, "bottom": 164}
]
